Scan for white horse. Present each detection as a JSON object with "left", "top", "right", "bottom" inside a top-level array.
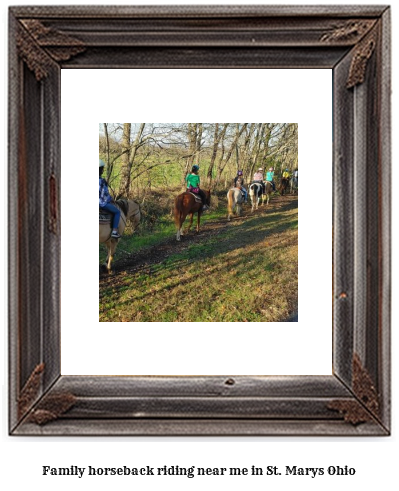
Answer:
[
  {"left": 99, "top": 199, "right": 141, "bottom": 273},
  {"left": 290, "top": 176, "right": 298, "bottom": 194},
  {"left": 249, "top": 182, "right": 265, "bottom": 211},
  {"left": 249, "top": 181, "right": 274, "bottom": 211},
  {"left": 227, "top": 187, "right": 243, "bottom": 221}
]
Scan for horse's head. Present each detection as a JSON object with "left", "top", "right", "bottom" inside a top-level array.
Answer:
[
  {"left": 204, "top": 189, "right": 211, "bottom": 207},
  {"left": 125, "top": 199, "right": 141, "bottom": 228}
]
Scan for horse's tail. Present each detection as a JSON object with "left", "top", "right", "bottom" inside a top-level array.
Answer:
[
  {"left": 249, "top": 184, "right": 255, "bottom": 198},
  {"left": 174, "top": 194, "right": 184, "bottom": 229},
  {"left": 227, "top": 189, "right": 235, "bottom": 217},
  {"left": 132, "top": 201, "right": 141, "bottom": 231}
]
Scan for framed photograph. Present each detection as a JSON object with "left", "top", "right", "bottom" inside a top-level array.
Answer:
[{"left": 9, "top": 5, "right": 391, "bottom": 435}]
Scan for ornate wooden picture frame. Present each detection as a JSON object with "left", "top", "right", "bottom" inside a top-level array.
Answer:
[{"left": 9, "top": 5, "right": 391, "bottom": 436}]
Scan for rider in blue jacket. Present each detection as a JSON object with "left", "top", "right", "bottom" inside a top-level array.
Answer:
[
  {"left": 99, "top": 159, "right": 121, "bottom": 239},
  {"left": 234, "top": 170, "right": 248, "bottom": 202}
]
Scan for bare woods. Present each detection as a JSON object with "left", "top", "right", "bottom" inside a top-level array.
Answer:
[{"left": 99, "top": 123, "right": 298, "bottom": 198}]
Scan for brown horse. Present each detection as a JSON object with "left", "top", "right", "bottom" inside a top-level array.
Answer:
[
  {"left": 174, "top": 190, "right": 211, "bottom": 241},
  {"left": 279, "top": 177, "right": 290, "bottom": 195}
]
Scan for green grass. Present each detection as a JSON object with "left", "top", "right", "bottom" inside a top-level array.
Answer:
[
  {"left": 100, "top": 218, "right": 176, "bottom": 263},
  {"left": 99, "top": 194, "right": 226, "bottom": 263},
  {"left": 99, "top": 200, "right": 298, "bottom": 322}
]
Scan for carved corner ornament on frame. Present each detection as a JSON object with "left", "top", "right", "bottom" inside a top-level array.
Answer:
[{"left": 9, "top": 5, "right": 391, "bottom": 436}]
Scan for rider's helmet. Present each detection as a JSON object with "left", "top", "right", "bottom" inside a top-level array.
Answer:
[
  {"left": 237, "top": 170, "right": 243, "bottom": 176},
  {"left": 258, "top": 168, "right": 263, "bottom": 171},
  {"left": 285, "top": 168, "right": 289, "bottom": 172},
  {"left": 192, "top": 164, "right": 200, "bottom": 172},
  {"left": 99, "top": 159, "right": 105, "bottom": 168},
  {"left": 269, "top": 167, "right": 274, "bottom": 171}
]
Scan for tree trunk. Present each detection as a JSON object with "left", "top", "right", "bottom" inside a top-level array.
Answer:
[
  {"left": 241, "top": 123, "right": 255, "bottom": 177},
  {"left": 119, "top": 123, "right": 131, "bottom": 197},
  {"left": 251, "top": 123, "right": 266, "bottom": 175},
  {"left": 216, "top": 123, "right": 248, "bottom": 185},
  {"left": 207, "top": 123, "right": 229, "bottom": 185},
  {"left": 120, "top": 123, "right": 145, "bottom": 197},
  {"left": 195, "top": 123, "right": 203, "bottom": 164},
  {"left": 183, "top": 123, "right": 198, "bottom": 184}
]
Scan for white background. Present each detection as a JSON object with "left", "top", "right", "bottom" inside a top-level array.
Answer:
[
  {"left": 1, "top": 1, "right": 397, "bottom": 491},
  {"left": 61, "top": 68, "right": 332, "bottom": 376}
]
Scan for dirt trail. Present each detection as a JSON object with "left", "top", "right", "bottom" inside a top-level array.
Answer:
[{"left": 100, "top": 194, "right": 298, "bottom": 291}]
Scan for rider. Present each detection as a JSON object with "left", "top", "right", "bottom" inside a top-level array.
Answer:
[
  {"left": 99, "top": 159, "right": 121, "bottom": 239},
  {"left": 293, "top": 168, "right": 298, "bottom": 187},
  {"left": 266, "top": 167, "right": 276, "bottom": 191},
  {"left": 253, "top": 167, "right": 265, "bottom": 194},
  {"left": 186, "top": 164, "right": 208, "bottom": 211},
  {"left": 282, "top": 168, "right": 291, "bottom": 180},
  {"left": 234, "top": 170, "right": 248, "bottom": 202}
]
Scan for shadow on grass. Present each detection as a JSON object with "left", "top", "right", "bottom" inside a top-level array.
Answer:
[
  {"left": 166, "top": 211, "right": 298, "bottom": 266},
  {"left": 100, "top": 196, "right": 298, "bottom": 266},
  {"left": 100, "top": 197, "right": 298, "bottom": 321},
  {"left": 104, "top": 209, "right": 297, "bottom": 290},
  {"left": 101, "top": 212, "right": 298, "bottom": 322}
]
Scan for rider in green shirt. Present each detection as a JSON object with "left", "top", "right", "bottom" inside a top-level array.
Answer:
[
  {"left": 186, "top": 172, "right": 200, "bottom": 189},
  {"left": 186, "top": 165, "right": 208, "bottom": 210},
  {"left": 266, "top": 167, "right": 276, "bottom": 191}
]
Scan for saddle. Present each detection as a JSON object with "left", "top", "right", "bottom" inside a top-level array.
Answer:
[
  {"left": 99, "top": 199, "right": 127, "bottom": 225},
  {"left": 250, "top": 182, "right": 264, "bottom": 193},
  {"left": 99, "top": 209, "right": 112, "bottom": 224},
  {"left": 186, "top": 191, "right": 203, "bottom": 204}
]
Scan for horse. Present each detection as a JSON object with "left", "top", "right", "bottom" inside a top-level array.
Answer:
[
  {"left": 249, "top": 182, "right": 266, "bottom": 211},
  {"left": 279, "top": 177, "right": 290, "bottom": 195},
  {"left": 290, "top": 176, "right": 298, "bottom": 194},
  {"left": 99, "top": 198, "right": 141, "bottom": 273},
  {"left": 227, "top": 187, "right": 244, "bottom": 221},
  {"left": 263, "top": 181, "right": 274, "bottom": 206},
  {"left": 174, "top": 189, "right": 211, "bottom": 241}
]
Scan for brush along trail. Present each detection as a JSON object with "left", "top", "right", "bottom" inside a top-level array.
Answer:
[{"left": 100, "top": 195, "right": 298, "bottom": 322}]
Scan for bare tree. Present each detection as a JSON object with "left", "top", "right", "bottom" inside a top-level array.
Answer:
[
  {"left": 195, "top": 123, "right": 203, "bottom": 164},
  {"left": 216, "top": 123, "right": 248, "bottom": 185},
  {"left": 99, "top": 122, "right": 297, "bottom": 198},
  {"left": 207, "top": 123, "right": 229, "bottom": 185},
  {"left": 119, "top": 123, "right": 146, "bottom": 197}
]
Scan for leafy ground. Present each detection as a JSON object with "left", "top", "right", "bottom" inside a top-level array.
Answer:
[{"left": 99, "top": 194, "right": 298, "bottom": 322}]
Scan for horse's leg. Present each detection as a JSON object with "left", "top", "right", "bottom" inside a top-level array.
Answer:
[
  {"left": 109, "top": 239, "right": 120, "bottom": 273},
  {"left": 177, "top": 223, "right": 184, "bottom": 241},
  {"left": 177, "top": 214, "right": 186, "bottom": 241},
  {"left": 186, "top": 212, "right": 194, "bottom": 233},
  {"left": 106, "top": 242, "right": 114, "bottom": 274},
  {"left": 104, "top": 245, "right": 111, "bottom": 272},
  {"left": 176, "top": 227, "right": 182, "bottom": 241},
  {"left": 196, "top": 211, "right": 201, "bottom": 233},
  {"left": 101, "top": 243, "right": 109, "bottom": 272}
]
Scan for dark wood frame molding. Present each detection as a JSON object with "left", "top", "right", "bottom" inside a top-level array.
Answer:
[{"left": 8, "top": 5, "right": 391, "bottom": 436}]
